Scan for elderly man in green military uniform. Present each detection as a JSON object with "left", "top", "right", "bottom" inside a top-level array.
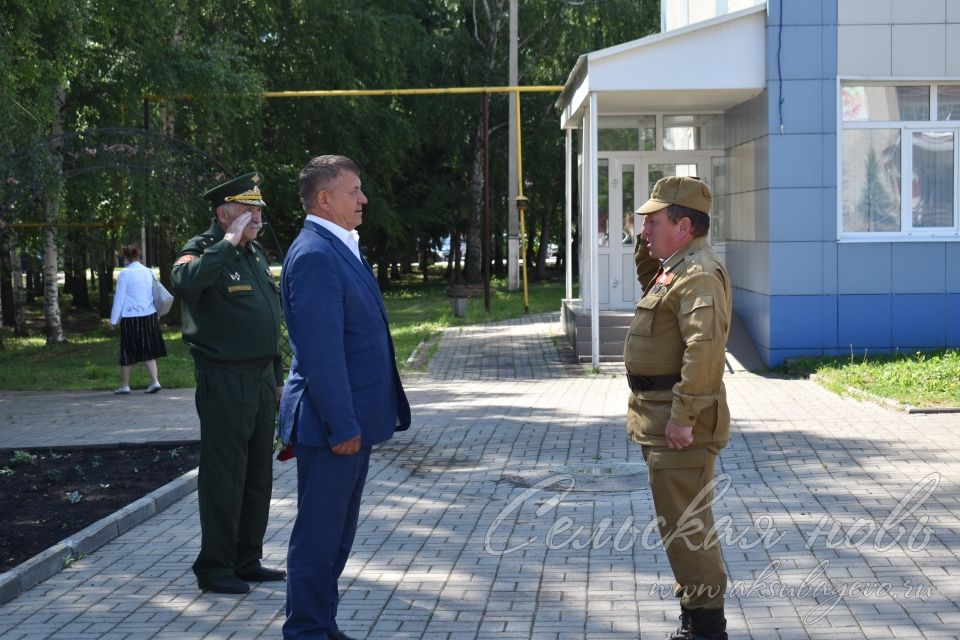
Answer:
[
  {"left": 624, "top": 176, "right": 732, "bottom": 640},
  {"left": 172, "top": 172, "right": 286, "bottom": 595}
]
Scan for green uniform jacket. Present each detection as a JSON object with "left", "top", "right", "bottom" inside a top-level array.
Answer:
[
  {"left": 623, "top": 235, "right": 732, "bottom": 448},
  {"left": 171, "top": 222, "right": 283, "bottom": 386}
]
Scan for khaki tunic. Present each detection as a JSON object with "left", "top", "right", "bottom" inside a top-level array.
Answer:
[
  {"left": 623, "top": 235, "right": 732, "bottom": 449},
  {"left": 624, "top": 233, "right": 733, "bottom": 611}
]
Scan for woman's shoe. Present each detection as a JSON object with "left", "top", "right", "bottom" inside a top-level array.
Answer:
[
  {"left": 144, "top": 382, "right": 162, "bottom": 394},
  {"left": 114, "top": 386, "right": 131, "bottom": 395}
]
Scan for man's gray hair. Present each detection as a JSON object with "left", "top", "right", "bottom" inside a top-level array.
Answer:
[{"left": 298, "top": 155, "right": 361, "bottom": 212}]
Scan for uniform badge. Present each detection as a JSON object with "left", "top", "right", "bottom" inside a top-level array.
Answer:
[
  {"left": 229, "top": 271, "right": 241, "bottom": 282},
  {"left": 656, "top": 272, "right": 675, "bottom": 286}
]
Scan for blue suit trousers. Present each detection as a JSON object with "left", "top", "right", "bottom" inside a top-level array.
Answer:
[{"left": 283, "top": 442, "right": 371, "bottom": 639}]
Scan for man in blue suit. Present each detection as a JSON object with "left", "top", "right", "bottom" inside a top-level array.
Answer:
[{"left": 279, "top": 155, "right": 411, "bottom": 640}]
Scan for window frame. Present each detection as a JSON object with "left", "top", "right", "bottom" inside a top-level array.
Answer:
[{"left": 838, "top": 79, "right": 960, "bottom": 242}]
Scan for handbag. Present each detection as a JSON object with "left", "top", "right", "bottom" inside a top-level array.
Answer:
[{"left": 152, "top": 276, "right": 175, "bottom": 317}]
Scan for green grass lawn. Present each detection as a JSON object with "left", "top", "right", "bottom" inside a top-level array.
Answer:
[
  {"left": 0, "top": 325, "right": 197, "bottom": 391},
  {"left": 780, "top": 349, "right": 960, "bottom": 408},
  {"left": 0, "top": 266, "right": 571, "bottom": 391}
]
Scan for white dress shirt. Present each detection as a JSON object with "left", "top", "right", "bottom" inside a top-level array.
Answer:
[
  {"left": 110, "top": 260, "right": 157, "bottom": 325},
  {"left": 308, "top": 215, "right": 362, "bottom": 263}
]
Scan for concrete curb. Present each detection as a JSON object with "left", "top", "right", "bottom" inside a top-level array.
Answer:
[
  {"left": 840, "top": 383, "right": 960, "bottom": 414},
  {"left": 0, "top": 467, "right": 198, "bottom": 605}
]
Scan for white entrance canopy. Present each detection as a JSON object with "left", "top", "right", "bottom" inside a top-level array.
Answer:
[
  {"left": 557, "top": 4, "right": 767, "bottom": 128},
  {"left": 557, "top": 4, "right": 766, "bottom": 368}
]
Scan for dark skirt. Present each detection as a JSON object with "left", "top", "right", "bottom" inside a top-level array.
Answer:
[{"left": 119, "top": 313, "right": 167, "bottom": 366}]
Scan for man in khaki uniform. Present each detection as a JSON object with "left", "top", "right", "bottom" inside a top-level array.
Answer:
[{"left": 623, "top": 176, "right": 732, "bottom": 640}]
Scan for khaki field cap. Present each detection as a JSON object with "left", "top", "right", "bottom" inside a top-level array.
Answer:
[{"left": 636, "top": 176, "right": 712, "bottom": 216}]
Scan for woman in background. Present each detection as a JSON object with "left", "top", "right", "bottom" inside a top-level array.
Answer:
[{"left": 109, "top": 244, "right": 166, "bottom": 394}]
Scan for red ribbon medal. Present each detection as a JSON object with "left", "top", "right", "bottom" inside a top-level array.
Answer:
[{"left": 656, "top": 272, "right": 675, "bottom": 286}]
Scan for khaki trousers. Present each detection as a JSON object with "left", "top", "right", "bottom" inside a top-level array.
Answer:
[{"left": 642, "top": 445, "right": 727, "bottom": 610}]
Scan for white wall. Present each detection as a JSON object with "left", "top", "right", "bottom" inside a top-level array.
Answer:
[
  {"left": 838, "top": 0, "right": 960, "bottom": 76},
  {"left": 662, "top": 0, "right": 765, "bottom": 32}
]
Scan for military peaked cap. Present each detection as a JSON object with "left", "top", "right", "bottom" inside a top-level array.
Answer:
[{"left": 202, "top": 172, "right": 267, "bottom": 208}]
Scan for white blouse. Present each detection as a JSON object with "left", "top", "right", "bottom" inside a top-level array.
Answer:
[{"left": 109, "top": 261, "right": 157, "bottom": 325}]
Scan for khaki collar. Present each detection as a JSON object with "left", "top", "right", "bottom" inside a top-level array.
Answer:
[{"left": 662, "top": 235, "right": 709, "bottom": 272}]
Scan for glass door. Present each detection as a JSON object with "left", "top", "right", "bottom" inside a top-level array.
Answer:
[{"left": 597, "top": 155, "right": 641, "bottom": 309}]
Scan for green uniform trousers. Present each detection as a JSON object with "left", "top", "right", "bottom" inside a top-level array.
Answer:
[
  {"left": 192, "top": 360, "right": 276, "bottom": 584},
  {"left": 642, "top": 445, "right": 727, "bottom": 610}
]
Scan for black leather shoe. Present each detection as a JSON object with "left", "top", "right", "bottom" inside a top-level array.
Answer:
[
  {"left": 199, "top": 576, "right": 250, "bottom": 594},
  {"left": 329, "top": 631, "right": 357, "bottom": 640},
  {"left": 236, "top": 565, "right": 287, "bottom": 582}
]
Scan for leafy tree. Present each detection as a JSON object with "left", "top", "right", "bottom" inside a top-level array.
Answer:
[{"left": 855, "top": 145, "right": 898, "bottom": 232}]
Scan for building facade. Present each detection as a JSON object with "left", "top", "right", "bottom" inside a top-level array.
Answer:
[{"left": 558, "top": 0, "right": 960, "bottom": 367}]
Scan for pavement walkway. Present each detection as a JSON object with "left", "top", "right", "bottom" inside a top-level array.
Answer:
[{"left": 1, "top": 312, "right": 959, "bottom": 639}]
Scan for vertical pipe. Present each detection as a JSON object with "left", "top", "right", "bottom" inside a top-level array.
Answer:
[
  {"left": 589, "top": 93, "right": 600, "bottom": 369},
  {"left": 507, "top": 0, "right": 519, "bottom": 290},
  {"left": 515, "top": 91, "right": 529, "bottom": 313},
  {"left": 483, "top": 94, "right": 491, "bottom": 312},
  {"left": 565, "top": 129, "right": 573, "bottom": 302}
]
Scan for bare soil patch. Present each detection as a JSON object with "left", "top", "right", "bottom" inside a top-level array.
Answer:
[{"left": 0, "top": 443, "right": 200, "bottom": 573}]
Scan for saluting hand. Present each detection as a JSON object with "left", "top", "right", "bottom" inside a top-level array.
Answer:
[
  {"left": 224, "top": 211, "right": 253, "bottom": 246},
  {"left": 665, "top": 420, "right": 694, "bottom": 449},
  {"left": 332, "top": 435, "right": 361, "bottom": 456}
]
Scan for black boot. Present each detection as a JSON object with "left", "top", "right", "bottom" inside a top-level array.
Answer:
[
  {"left": 690, "top": 608, "right": 727, "bottom": 640},
  {"left": 665, "top": 606, "right": 694, "bottom": 640}
]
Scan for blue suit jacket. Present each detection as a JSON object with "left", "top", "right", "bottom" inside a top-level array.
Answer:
[{"left": 278, "top": 220, "right": 410, "bottom": 448}]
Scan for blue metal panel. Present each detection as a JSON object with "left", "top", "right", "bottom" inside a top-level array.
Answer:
[
  {"left": 838, "top": 294, "right": 892, "bottom": 348},
  {"left": 822, "top": 24, "right": 838, "bottom": 77},
  {"left": 822, "top": 81, "right": 837, "bottom": 134},
  {"left": 770, "top": 295, "right": 827, "bottom": 348},
  {"left": 770, "top": 242, "right": 824, "bottom": 295},
  {"left": 947, "top": 295, "right": 960, "bottom": 345},
  {"left": 767, "top": 26, "right": 824, "bottom": 81},
  {"left": 892, "top": 294, "right": 946, "bottom": 348},
  {"left": 735, "top": 240, "right": 771, "bottom": 295},
  {"left": 769, "top": 0, "right": 824, "bottom": 25},
  {"left": 822, "top": 0, "right": 838, "bottom": 26},
  {"left": 821, "top": 133, "right": 837, "bottom": 186},
  {"left": 822, "top": 293, "right": 839, "bottom": 349},
  {"left": 733, "top": 287, "right": 771, "bottom": 351},
  {"left": 756, "top": 343, "right": 774, "bottom": 366},
  {"left": 725, "top": 92, "right": 768, "bottom": 149},
  {"left": 823, "top": 241, "right": 838, "bottom": 295},
  {"left": 769, "top": 188, "right": 823, "bottom": 241},
  {"left": 946, "top": 243, "right": 960, "bottom": 293},
  {"left": 768, "top": 80, "right": 823, "bottom": 134},
  {"left": 822, "top": 188, "right": 838, "bottom": 239},
  {"left": 837, "top": 243, "right": 892, "bottom": 294},
  {"left": 891, "top": 243, "right": 946, "bottom": 294},
  {"left": 769, "top": 135, "right": 823, "bottom": 188}
]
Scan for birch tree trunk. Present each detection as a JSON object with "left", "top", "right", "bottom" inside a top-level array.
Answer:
[{"left": 43, "top": 85, "right": 67, "bottom": 345}]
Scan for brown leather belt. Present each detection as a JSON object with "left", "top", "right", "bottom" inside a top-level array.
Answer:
[{"left": 626, "top": 373, "right": 681, "bottom": 392}]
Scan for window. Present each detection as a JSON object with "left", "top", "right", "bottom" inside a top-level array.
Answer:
[
  {"left": 598, "top": 116, "right": 655, "bottom": 151},
  {"left": 938, "top": 85, "right": 960, "bottom": 121},
  {"left": 840, "top": 83, "right": 960, "bottom": 238},
  {"left": 662, "top": 114, "right": 725, "bottom": 150}
]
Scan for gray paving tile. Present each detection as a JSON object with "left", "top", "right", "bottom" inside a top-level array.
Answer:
[{"left": 2, "top": 313, "right": 960, "bottom": 638}]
